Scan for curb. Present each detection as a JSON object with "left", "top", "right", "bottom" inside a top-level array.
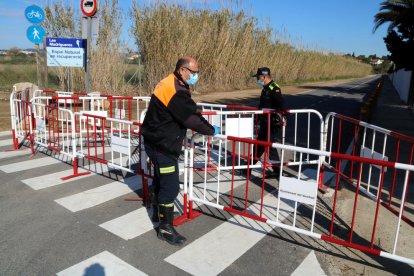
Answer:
[{"left": 360, "top": 75, "right": 384, "bottom": 122}]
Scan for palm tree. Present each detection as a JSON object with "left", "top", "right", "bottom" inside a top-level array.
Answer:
[{"left": 373, "top": 0, "right": 414, "bottom": 37}]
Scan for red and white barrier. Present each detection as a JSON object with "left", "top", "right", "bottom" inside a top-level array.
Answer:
[
  {"left": 184, "top": 133, "right": 414, "bottom": 265},
  {"left": 324, "top": 112, "right": 414, "bottom": 227}
]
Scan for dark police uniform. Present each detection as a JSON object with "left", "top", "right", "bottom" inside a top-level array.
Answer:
[{"left": 256, "top": 79, "right": 284, "bottom": 162}]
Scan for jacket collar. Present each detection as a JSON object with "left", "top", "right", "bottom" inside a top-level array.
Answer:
[{"left": 173, "top": 71, "right": 190, "bottom": 90}]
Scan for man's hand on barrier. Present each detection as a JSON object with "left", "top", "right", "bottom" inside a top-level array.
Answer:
[{"left": 213, "top": 125, "right": 220, "bottom": 135}]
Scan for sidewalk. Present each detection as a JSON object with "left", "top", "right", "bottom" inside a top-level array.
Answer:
[{"left": 371, "top": 76, "right": 414, "bottom": 137}]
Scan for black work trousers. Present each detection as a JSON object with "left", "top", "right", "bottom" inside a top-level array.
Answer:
[
  {"left": 144, "top": 143, "right": 180, "bottom": 205},
  {"left": 254, "top": 117, "right": 280, "bottom": 163}
]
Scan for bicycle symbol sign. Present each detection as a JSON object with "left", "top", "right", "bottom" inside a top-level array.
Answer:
[{"left": 25, "top": 5, "right": 45, "bottom": 24}]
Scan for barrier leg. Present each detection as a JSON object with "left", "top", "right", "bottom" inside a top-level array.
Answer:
[
  {"left": 174, "top": 193, "right": 202, "bottom": 226},
  {"left": 11, "top": 129, "right": 18, "bottom": 150},
  {"left": 318, "top": 164, "right": 329, "bottom": 193},
  {"left": 61, "top": 156, "right": 92, "bottom": 181},
  {"left": 124, "top": 175, "right": 151, "bottom": 208}
]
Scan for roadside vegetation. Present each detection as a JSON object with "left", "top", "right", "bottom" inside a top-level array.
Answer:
[
  {"left": 1, "top": 0, "right": 376, "bottom": 94},
  {"left": 132, "top": 4, "right": 372, "bottom": 92}
]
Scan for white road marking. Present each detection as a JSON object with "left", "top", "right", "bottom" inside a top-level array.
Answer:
[
  {"left": 99, "top": 171, "right": 246, "bottom": 240},
  {"left": 99, "top": 207, "right": 156, "bottom": 240},
  {"left": 0, "top": 146, "right": 110, "bottom": 173},
  {"left": 0, "top": 155, "right": 67, "bottom": 173},
  {"left": 0, "top": 139, "right": 13, "bottom": 147},
  {"left": 54, "top": 175, "right": 142, "bottom": 212},
  {"left": 0, "top": 131, "right": 11, "bottom": 137},
  {"left": 290, "top": 250, "right": 327, "bottom": 276},
  {"left": 56, "top": 251, "right": 147, "bottom": 276},
  {"left": 0, "top": 148, "right": 32, "bottom": 160},
  {"left": 22, "top": 157, "right": 128, "bottom": 190},
  {"left": 164, "top": 192, "right": 294, "bottom": 276}
]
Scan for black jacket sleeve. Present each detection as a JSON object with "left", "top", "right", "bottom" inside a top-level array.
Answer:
[
  {"left": 167, "top": 90, "right": 215, "bottom": 135},
  {"left": 270, "top": 89, "right": 284, "bottom": 110}
]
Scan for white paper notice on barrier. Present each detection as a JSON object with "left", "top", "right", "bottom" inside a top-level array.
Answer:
[
  {"left": 111, "top": 135, "right": 130, "bottom": 155},
  {"left": 36, "top": 118, "right": 45, "bottom": 132},
  {"left": 115, "top": 108, "right": 126, "bottom": 120},
  {"left": 360, "top": 146, "right": 388, "bottom": 171},
  {"left": 226, "top": 117, "right": 253, "bottom": 138},
  {"left": 278, "top": 176, "right": 318, "bottom": 205}
]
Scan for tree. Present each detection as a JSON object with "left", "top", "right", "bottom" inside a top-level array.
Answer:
[{"left": 373, "top": 0, "right": 414, "bottom": 70}]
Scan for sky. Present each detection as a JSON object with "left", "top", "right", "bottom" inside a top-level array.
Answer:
[{"left": 0, "top": 0, "right": 390, "bottom": 57}]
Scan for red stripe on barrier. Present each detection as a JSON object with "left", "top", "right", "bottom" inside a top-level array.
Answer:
[
  {"left": 84, "top": 155, "right": 108, "bottom": 164},
  {"left": 390, "top": 131, "right": 414, "bottom": 144},
  {"left": 226, "top": 105, "right": 258, "bottom": 110},
  {"left": 223, "top": 206, "right": 267, "bottom": 223},
  {"left": 330, "top": 152, "right": 396, "bottom": 168},
  {"left": 332, "top": 113, "right": 361, "bottom": 125},
  {"left": 321, "top": 235, "right": 381, "bottom": 255}
]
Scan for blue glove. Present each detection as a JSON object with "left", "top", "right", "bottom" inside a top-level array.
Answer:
[{"left": 213, "top": 125, "right": 220, "bottom": 135}]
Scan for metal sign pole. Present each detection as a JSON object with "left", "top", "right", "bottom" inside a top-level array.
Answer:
[
  {"left": 43, "top": 37, "right": 48, "bottom": 89},
  {"left": 85, "top": 16, "right": 92, "bottom": 94},
  {"left": 35, "top": 43, "right": 42, "bottom": 88}
]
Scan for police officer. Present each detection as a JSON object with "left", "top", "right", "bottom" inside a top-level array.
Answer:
[
  {"left": 252, "top": 67, "right": 284, "bottom": 175},
  {"left": 142, "top": 56, "right": 219, "bottom": 246}
]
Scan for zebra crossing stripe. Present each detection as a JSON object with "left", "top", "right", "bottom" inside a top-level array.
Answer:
[
  {"left": 22, "top": 157, "right": 125, "bottom": 190},
  {"left": 0, "top": 148, "right": 32, "bottom": 160},
  {"left": 0, "top": 155, "right": 66, "bottom": 173},
  {"left": 0, "top": 139, "right": 13, "bottom": 147},
  {"left": 99, "top": 208, "right": 156, "bottom": 240},
  {"left": 54, "top": 175, "right": 142, "bottom": 212},
  {"left": 164, "top": 193, "right": 294, "bottom": 275},
  {"left": 56, "top": 251, "right": 147, "bottom": 276},
  {"left": 0, "top": 131, "right": 11, "bottom": 137},
  {"left": 290, "top": 250, "right": 326, "bottom": 276},
  {"left": 99, "top": 171, "right": 245, "bottom": 240},
  {"left": 0, "top": 146, "right": 110, "bottom": 173}
]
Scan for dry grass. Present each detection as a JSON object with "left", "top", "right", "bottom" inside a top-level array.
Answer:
[{"left": 131, "top": 3, "right": 372, "bottom": 94}]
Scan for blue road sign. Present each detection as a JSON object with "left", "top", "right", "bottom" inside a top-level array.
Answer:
[
  {"left": 26, "top": 25, "right": 45, "bottom": 44},
  {"left": 46, "top": 37, "right": 86, "bottom": 67},
  {"left": 25, "top": 5, "right": 45, "bottom": 24}
]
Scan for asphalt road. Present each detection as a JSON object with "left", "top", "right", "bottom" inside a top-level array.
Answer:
[{"left": 2, "top": 75, "right": 406, "bottom": 276}]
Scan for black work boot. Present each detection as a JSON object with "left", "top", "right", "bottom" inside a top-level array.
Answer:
[
  {"left": 157, "top": 205, "right": 186, "bottom": 246},
  {"left": 150, "top": 192, "right": 159, "bottom": 222}
]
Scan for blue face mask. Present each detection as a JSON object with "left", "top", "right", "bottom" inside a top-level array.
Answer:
[
  {"left": 186, "top": 73, "right": 199, "bottom": 86},
  {"left": 257, "top": 79, "right": 265, "bottom": 87}
]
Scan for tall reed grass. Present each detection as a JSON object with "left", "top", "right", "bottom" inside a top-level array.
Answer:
[{"left": 131, "top": 4, "right": 372, "bottom": 93}]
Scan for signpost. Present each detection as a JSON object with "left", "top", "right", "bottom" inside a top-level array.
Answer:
[
  {"left": 81, "top": 0, "right": 98, "bottom": 94},
  {"left": 46, "top": 38, "right": 85, "bottom": 67},
  {"left": 25, "top": 4, "right": 45, "bottom": 88}
]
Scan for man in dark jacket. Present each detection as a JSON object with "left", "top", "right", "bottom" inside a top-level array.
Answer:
[
  {"left": 142, "top": 56, "right": 218, "bottom": 246},
  {"left": 254, "top": 67, "right": 284, "bottom": 166},
  {"left": 238, "top": 67, "right": 284, "bottom": 177}
]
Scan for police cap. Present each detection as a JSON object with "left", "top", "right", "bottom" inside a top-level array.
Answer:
[{"left": 252, "top": 67, "right": 271, "bottom": 77}]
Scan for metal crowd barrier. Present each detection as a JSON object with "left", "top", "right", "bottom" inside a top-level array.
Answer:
[
  {"left": 324, "top": 112, "right": 414, "bottom": 227},
  {"left": 8, "top": 91, "right": 414, "bottom": 265},
  {"left": 183, "top": 133, "right": 414, "bottom": 265}
]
